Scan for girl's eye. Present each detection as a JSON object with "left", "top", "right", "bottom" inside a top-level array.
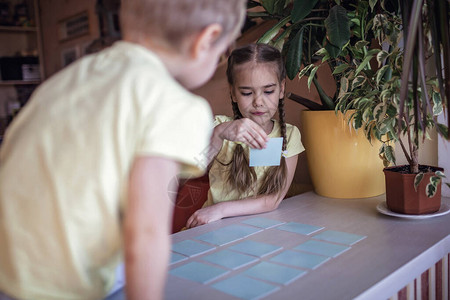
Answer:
[
  {"left": 264, "top": 90, "right": 275, "bottom": 94},
  {"left": 241, "top": 92, "right": 252, "bottom": 96}
]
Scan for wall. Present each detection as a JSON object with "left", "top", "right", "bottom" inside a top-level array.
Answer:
[{"left": 38, "top": 0, "right": 99, "bottom": 78}]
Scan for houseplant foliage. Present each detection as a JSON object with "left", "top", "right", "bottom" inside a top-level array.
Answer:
[
  {"left": 250, "top": 0, "right": 450, "bottom": 206},
  {"left": 327, "top": 0, "right": 450, "bottom": 199},
  {"left": 248, "top": 0, "right": 387, "bottom": 198},
  {"left": 247, "top": 0, "right": 353, "bottom": 110},
  {"left": 296, "top": 0, "right": 449, "bottom": 210}
]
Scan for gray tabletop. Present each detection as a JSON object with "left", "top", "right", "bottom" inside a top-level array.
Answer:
[
  {"left": 108, "top": 191, "right": 450, "bottom": 300},
  {"left": 165, "top": 192, "right": 450, "bottom": 300}
]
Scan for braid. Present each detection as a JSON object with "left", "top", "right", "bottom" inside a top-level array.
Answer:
[
  {"left": 222, "top": 99, "right": 256, "bottom": 194},
  {"left": 257, "top": 96, "right": 288, "bottom": 198},
  {"left": 231, "top": 100, "right": 242, "bottom": 120},
  {"left": 278, "top": 97, "right": 287, "bottom": 151}
]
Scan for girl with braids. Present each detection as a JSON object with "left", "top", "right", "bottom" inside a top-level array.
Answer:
[{"left": 186, "top": 43, "right": 304, "bottom": 228}]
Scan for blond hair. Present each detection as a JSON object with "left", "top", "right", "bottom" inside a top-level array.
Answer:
[{"left": 120, "top": 0, "right": 246, "bottom": 49}]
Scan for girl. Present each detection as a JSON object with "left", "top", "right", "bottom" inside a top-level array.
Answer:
[{"left": 186, "top": 43, "right": 305, "bottom": 228}]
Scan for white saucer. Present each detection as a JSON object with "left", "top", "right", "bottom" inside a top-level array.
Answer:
[{"left": 376, "top": 202, "right": 450, "bottom": 219}]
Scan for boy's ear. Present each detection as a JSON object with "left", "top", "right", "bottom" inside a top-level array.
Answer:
[{"left": 191, "top": 24, "right": 223, "bottom": 59}]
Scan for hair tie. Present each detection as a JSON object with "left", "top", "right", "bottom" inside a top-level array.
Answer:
[{"left": 281, "top": 150, "right": 288, "bottom": 158}]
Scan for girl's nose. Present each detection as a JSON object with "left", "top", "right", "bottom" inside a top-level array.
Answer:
[{"left": 253, "top": 94, "right": 264, "bottom": 107}]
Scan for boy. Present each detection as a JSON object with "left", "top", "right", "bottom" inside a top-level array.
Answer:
[{"left": 0, "top": 0, "right": 246, "bottom": 299}]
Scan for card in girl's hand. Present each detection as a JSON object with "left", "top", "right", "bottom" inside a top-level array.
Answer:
[{"left": 249, "top": 137, "right": 283, "bottom": 167}]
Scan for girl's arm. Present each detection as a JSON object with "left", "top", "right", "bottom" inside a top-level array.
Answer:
[
  {"left": 124, "top": 156, "right": 179, "bottom": 300},
  {"left": 186, "top": 154, "right": 298, "bottom": 228},
  {"left": 207, "top": 119, "right": 269, "bottom": 164}
]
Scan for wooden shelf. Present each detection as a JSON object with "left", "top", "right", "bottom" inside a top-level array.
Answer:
[
  {"left": 0, "top": 80, "right": 40, "bottom": 86},
  {"left": 0, "top": 25, "right": 37, "bottom": 32}
]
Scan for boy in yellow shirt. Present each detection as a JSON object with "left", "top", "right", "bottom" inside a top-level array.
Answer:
[{"left": 0, "top": 0, "right": 246, "bottom": 299}]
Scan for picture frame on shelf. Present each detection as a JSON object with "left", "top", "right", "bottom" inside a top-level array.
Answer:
[
  {"left": 58, "top": 11, "right": 90, "bottom": 42},
  {"left": 61, "top": 45, "right": 80, "bottom": 68}
]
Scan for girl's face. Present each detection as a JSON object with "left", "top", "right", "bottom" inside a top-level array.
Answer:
[{"left": 231, "top": 62, "right": 285, "bottom": 134}]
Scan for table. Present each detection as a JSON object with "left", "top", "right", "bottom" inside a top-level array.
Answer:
[{"left": 111, "top": 192, "right": 450, "bottom": 300}]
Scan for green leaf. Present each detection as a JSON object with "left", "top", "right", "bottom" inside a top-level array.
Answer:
[
  {"left": 369, "top": 0, "right": 378, "bottom": 11},
  {"left": 315, "top": 48, "right": 328, "bottom": 57},
  {"left": 355, "top": 40, "right": 370, "bottom": 50},
  {"left": 298, "top": 64, "right": 314, "bottom": 80},
  {"left": 273, "top": 26, "right": 292, "bottom": 51},
  {"left": 352, "top": 75, "right": 365, "bottom": 90},
  {"left": 385, "top": 145, "right": 395, "bottom": 165},
  {"left": 353, "top": 112, "right": 363, "bottom": 130},
  {"left": 324, "top": 5, "right": 351, "bottom": 49},
  {"left": 373, "top": 103, "right": 387, "bottom": 123},
  {"left": 376, "top": 50, "right": 389, "bottom": 67},
  {"left": 325, "top": 41, "right": 341, "bottom": 58},
  {"left": 338, "top": 77, "right": 349, "bottom": 100},
  {"left": 426, "top": 181, "right": 438, "bottom": 198},
  {"left": 292, "top": 0, "right": 319, "bottom": 23},
  {"left": 414, "top": 172, "right": 424, "bottom": 192},
  {"left": 376, "top": 65, "right": 390, "bottom": 85},
  {"left": 436, "top": 123, "right": 449, "bottom": 137},
  {"left": 430, "top": 174, "right": 441, "bottom": 184},
  {"left": 432, "top": 92, "right": 443, "bottom": 116},
  {"left": 257, "top": 16, "right": 291, "bottom": 44},
  {"left": 286, "top": 27, "right": 305, "bottom": 80},
  {"left": 307, "top": 66, "right": 319, "bottom": 89},
  {"left": 261, "top": 0, "right": 287, "bottom": 14},
  {"left": 332, "top": 63, "right": 349, "bottom": 75},
  {"left": 355, "top": 54, "right": 374, "bottom": 76},
  {"left": 435, "top": 170, "right": 445, "bottom": 178}
]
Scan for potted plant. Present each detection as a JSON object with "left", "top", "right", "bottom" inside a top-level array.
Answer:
[
  {"left": 248, "top": 0, "right": 387, "bottom": 198},
  {"left": 318, "top": 0, "right": 449, "bottom": 214}
]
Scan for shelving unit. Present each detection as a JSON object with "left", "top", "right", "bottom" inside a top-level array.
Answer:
[{"left": 0, "top": 0, "right": 43, "bottom": 138}]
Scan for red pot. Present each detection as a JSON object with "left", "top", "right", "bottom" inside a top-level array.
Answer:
[{"left": 383, "top": 165, "right": 443, "bottom": 215}]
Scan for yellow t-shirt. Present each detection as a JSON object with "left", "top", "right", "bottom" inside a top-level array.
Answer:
[
  {"left": 204, "top": 115, "right": 304, "bottom": 206},
  {"left": 0, "top": 41, "right": 213, "bottom": 300}
]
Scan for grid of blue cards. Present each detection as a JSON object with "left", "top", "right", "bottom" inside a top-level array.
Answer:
[{"left": 170, "top": 217, "right": 366, "bottom": 300}]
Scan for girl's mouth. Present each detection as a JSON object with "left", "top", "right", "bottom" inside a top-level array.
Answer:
[{"left": 252, "top": 112, "right": 265, "bottom": 116}]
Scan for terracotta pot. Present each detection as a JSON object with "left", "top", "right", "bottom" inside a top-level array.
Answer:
[
  {"left": 300, "top": 110, "right": 385, "bottom": 198},
  {"left": 384, "top": 165, "right": 443, "bottom": 214}
]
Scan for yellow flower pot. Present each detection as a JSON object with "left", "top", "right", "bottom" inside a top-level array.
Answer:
[{"left": 301, "top": 110, "right": 385, "bottom": 198}]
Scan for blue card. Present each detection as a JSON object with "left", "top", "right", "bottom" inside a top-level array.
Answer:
[
  {"left": 228, "top": 240, "right": 282, "bottom": 258},
  {"left": 172, "top": 240, "right": 216, "bottom": 257},
  {"left": 201, "top": 249, "right": 258, "bottom": 270},
  {"left": 241, "top": 217, "right": 285, "bottom": 229},
  {"left": 243, "top": 261, "right": 307, "bottom": 285},
  {"left": 313, "top": 230, "right": 366, "bottom": 245},
  {"left": 170, "top": 252, "right": 188, "bottom": 265},
  {"left": 249, "top": 137, "right": 283, "bottom": 167},
  {"left": 194, "top": 224, "right": 262, "bottom": 246},
  {"left": 270, "top": 250, "right": 329, "bottom": 270},
  {"left": 212, "top": 274, "right": 279, "bottom": 300},
  {"left": 275, "top": 222, "right": 324, "bottom": 235},
  {"left": 294, "top": 240, "right": 350, "bottom": 257},
  {"left": 169, "top": 261, "right": 229, "bottom": 284}
]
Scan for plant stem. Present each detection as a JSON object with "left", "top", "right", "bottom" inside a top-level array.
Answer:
[
  {"left": 312, "top": 77, "right": 335, "bottom": 109},
  {"left": 398, "top": 137, "right": 412, "bottom": 165},
  {"left": 287, "top": 92, "right": 324, "bottom": 110}
]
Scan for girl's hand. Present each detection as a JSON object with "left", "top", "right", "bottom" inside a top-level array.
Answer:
[
  {"left": 186, "top": 205, "right": 223, "bottom": 228},
  {"left": 218, "top": 118, "right": 268, "bottom": 149}
]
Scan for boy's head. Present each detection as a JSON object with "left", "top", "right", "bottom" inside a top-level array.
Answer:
[
  {"left": 120, "top": 0, "right": 247, "bottom": 89},
  {"left": 120, "top": 0, "right": 246, "bottom": 51}
]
